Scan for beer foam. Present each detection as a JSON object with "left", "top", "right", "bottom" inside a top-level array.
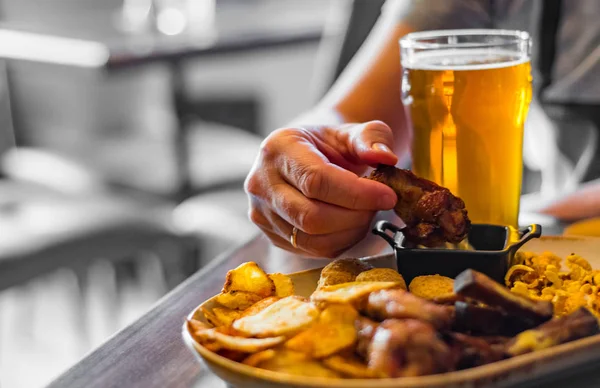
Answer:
[{"left": 402, "top": 49, "right": 529, "bottom": 70}]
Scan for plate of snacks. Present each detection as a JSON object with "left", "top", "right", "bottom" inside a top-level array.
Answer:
[{"left": 182, "top": 234, "right": 600, "bottom": 388}]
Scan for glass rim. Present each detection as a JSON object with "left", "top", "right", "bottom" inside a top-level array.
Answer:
[{"left": 400, "top": 29, "right": 530, "bottom": 50}]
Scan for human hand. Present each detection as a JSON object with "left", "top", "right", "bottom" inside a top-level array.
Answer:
[{"left": 245, "top": 121, "right": 399, "bottom": 257}]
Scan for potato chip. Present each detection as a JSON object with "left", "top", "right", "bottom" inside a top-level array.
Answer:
[
  {"left": 222, "top": 262, "right": 275, "bottom": 298},
  {"left": 311, "top": 281, "right": 400, "bottom": 305},
  {"left": 268, "top": 273, "right": 295, "bottom": 297},
  {"left": 239, "top": 296, "right": 280, "bottom": 318},
  {"left": 356, "top": 268, "right": 407, "bottom": 290},
  {"left": 409, "top": 275, "right": 454, "bottom": 300},
  {"left": 242, "top": 349, "right": 277, "bottom": 367},
  {"left": 285, "top": 304, "right": 358, "bottom": 358},
  {"left": 187, "top": 318, "right": 212, "bottom": 333},
  {"left": 323, "top": 354, "right": 385, "bottom": 378},
  {"left": 194, "top": 327, "right": 285, "bottom": 352},
  {"left": 233, "top": 296, "right": 319, "bottom": 337},
  {"left": 317, "top": 258, "right": 373, "bottom": 290},
  {"left": 215, "top": 291, "right": 263, "bottom": 310},
  {"left": 255, "top": 349, "right": 341, "bottom": 378}
]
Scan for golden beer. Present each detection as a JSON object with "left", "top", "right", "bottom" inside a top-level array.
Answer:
[{"left": 401, "top": 31, "right": 532, "bottom": 227}]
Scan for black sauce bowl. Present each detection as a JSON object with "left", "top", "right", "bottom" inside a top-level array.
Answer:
[{"left": 372, "top": 221, "right": 542, "bottom": 284}]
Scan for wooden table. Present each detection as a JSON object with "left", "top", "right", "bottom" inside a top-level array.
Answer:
[{"left": 46, "top": 216, "right": 600, "bottom": 388}]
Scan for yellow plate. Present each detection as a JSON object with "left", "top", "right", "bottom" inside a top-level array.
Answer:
[
  {"left": 182, "top": 236, "right": 600, "bottom": 388},
  {"left": 564, "top": 217, "right": 600, "bottom": 237}
]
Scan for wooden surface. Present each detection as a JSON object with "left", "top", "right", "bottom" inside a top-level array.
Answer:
[{"left": 48, "top": 220, "right": 600, "bottom": 388}]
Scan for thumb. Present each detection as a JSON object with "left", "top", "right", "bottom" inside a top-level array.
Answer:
[{"left": 350, "top": 120, "right": 398, "bottom": 166}]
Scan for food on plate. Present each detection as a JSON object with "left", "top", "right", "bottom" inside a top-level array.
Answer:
[
  {"left": 367, "top": 318, "right": 454, "bottom": 377},
  {"left": 189, "top": 257, "right": 600, "bottom": 380},
  {"left": 269, "top": 273, "right": 295, "bottom": 297},
  {"left": 316, "top": 258, "right": 373, "bottom": 290},
  {"left": 215, "top": 291, "right": 263, "bottom": 310},
  {"left": 409, "top": 275, "right": 455, "bottom": 300},
  {"left": 285, "top": 304, "right": 358, "bottom": 358},
  {"left": 507, "top": 308, "right": 600, "bottom": 356},
  {"left": 368, "top": 165, "right": 471, "bottom": 247},
  {"left": 311, "top": 281, "right": 400, "bottom": 306},
  {"left": 222, "top": 261, "right": 275, "bottom": 298},
  {"left": 365, "top": 288, "right": 454, "bottom": 329},
  {"left": 233, "top": 296, "right": 319, "bottom": 337},
  {"left": 453, "top": 301, "right": 537, "bottom": 336},
  {"left": 508, "top": 251, "right": 600, "bottom": 317},
  {"left": 243, "top": 349, "right": 341, "bottom": 378},
  {"left": 455, "top": 269, "right": 554, "bottom": 324},
  {"left": 355, "top": 268, "right": 407, "bottom": 290}
]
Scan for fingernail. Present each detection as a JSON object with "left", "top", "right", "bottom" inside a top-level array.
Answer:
[
  {"left": 373, "top": 143, "right": 393, "bottom": 154},
  {"left": 378, "top": 193, "right": 397, "bottom": 209}
]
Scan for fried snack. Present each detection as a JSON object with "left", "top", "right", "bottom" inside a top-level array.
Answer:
[
  {"left": 192, "top": 327, "right": 285, "bottom": 353},
  {"left": 233, "top": 296, "right": 319, "bottom": 337},
  {"left": 251, "top": 349, "right": 341, "bottom": 378},
  {"left": 242, "top": 349, "right": 276, "bottom": 367},
  {"left": 215, "top": 291, "right": 263, "bottom": 310},
  {"left": 446, "top": 332, "right": 506, "bottom": 369},
  {"left": 508, "top": 252, "right": 600, "bottom": 317},
  {"left": 454, "top": 269, "right": 553, "bottom": 324},
  {"left": 356, "top": 268, "right": 407, "bottom": 290},
  {"left": 356, "top": 316, "right": 379, "bottom": 360},
  {"left": 368, "top": 319, "right": 454, "bottom": 377},
  {"left": 239, "top": 296, "right": 280, "bottom": 318},
  {"left": 311, "top": 281, "right": 400, "bottom": 306},
  {"left": 268, "top": 273, "right": 295, "bottom": 297},
  {"left": 506, "top": 308, "right": 600, "bottom": 356},
  {"left": 317, "top": 258, "right": 373, "bottom": 290},
  {"left": 285, "top": 304, "right": 358, "bottom": 358},
  {"left": 202, "top": 306, "right": 241, "bottom": 327},
  {"left": 222, "top": 262, "right": 275, "bottom": 298},
  {"left": 365, "top": 289, "right": 454, "bottom": 329},
  {"left": 368, "top": 165, "right": 470, "bottom": 247},
  {"left": 453, "top": 301, "right": 536, "bottom": 336},
  {"left": 323, "top": 354, "right": 385, "bottom": 378},
  {"left": 409, "top": 275, "right": 455, "bottom": 301}
]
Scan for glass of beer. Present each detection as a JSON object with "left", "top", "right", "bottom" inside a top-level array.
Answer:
[{"left": 400, "top": 30, "right": 532, "bottom": 227}]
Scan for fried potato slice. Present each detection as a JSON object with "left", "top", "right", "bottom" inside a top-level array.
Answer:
[
  {"left": 222, "top": 262, "right": 275, "bottom": 298},
  {"left": 323, "top": 354, "right": 385, "bottom": 378},
  {"left": 215, "top": 291, "right": 263, "bottom": 310},
  {"left": 193, "top": 327, "right": 285, "bottom": 353},
  {"left": 268, "top": 273, "right": 295, "bottom": 297},
  {"left": 317, "top": 258, "right": 374, "bottom": 290},
  {"left": 202, "top": 306, "right": 241, "bottom": 327},
  {"left": 187, "top": 318, "right": 212, "bottom": 333},
  {"left": 242, "top": 349, "right": 277, "bottom": 367},
  {"left": 285, "top": 304, "right": 358, "bottom": 358},
  {"left": 409, "top": 275, "right": 455, "bottom": 300},
  {"left": 233, "top": 296, "right": 319, "bottom": 337},
  {"left": 255, "top": 349, "right": 341, "bottom": 378},
  {"left": 240, "top": 296, "right": 280, "bottom": 318},
  {"left": 311, "top": 281, "right": 400, "bottom": 305},
  {"left": 356, "top": 268, "right": 407, "bottom": 290}
]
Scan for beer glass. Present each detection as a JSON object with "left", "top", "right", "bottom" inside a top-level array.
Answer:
[{"left": 400, "top": 30, "right": 532, "bottom": 227}]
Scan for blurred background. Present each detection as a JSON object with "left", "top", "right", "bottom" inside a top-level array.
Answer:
[{"left": 0, "top": 0, "right": 372, "bottom": 386}]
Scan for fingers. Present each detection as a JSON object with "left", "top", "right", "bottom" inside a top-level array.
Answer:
[
  {"left": 277, "top": 139, "right": 397, "bottom": 211},
  {"left": 270, "top": 182, "right": 377, "bottom": 234},
  {"left": 250, "top": 199, "right": 371, "bottom": 258},
  {"left": 349, "top": 120, "right": 398, "bottom": 166}
]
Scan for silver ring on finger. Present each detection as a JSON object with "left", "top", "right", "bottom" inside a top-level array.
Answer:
[{"left": 290, "top": 226, "right": 299, "bottom": 249}]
